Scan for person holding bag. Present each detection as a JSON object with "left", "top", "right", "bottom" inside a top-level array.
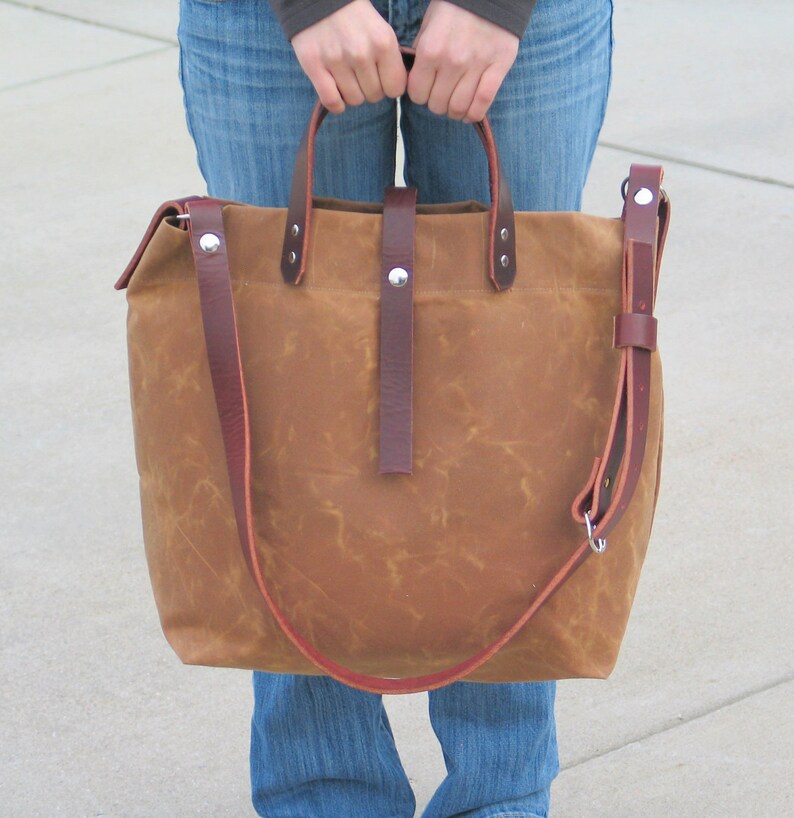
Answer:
[{"left": 176, "top": 0, "right": 614, "bottom": 815}]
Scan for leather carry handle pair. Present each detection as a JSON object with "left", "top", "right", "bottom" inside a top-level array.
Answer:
[
  {"left": 280, "top": 47, "right": 517, "bottom": 291},
  {"left": 181, "top": 164, "right": 670, "bottom": 694}
]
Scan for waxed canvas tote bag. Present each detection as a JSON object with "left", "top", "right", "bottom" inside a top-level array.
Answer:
[{"left": 116, "top": 103, "right": 670, "bottom": 694}]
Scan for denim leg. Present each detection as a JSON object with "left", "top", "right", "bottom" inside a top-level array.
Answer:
[
  {"left": 421, "top": 682, "right": 558, "bottom": 818},
  {"left": 250, "top": 673, "right": 415, "bottom": 818}
]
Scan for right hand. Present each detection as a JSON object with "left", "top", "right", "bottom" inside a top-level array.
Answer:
[{"left": 291, "top": 0, "right": 407, "bottom": 114}]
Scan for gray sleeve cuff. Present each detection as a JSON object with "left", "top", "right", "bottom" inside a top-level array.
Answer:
[
  {"left": 439, "top": 0, "right": 536, "bottom": 38},
  {"left": 268, "top": 0, "right": 358, "bottom": 41},
  {"left": 269, "top": 0, "right": 536, "bottom": 42}
]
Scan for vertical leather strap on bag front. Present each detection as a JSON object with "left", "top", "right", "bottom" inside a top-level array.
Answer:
[{"left": 379, "top": 187, "right": 417, "bottom": 474}]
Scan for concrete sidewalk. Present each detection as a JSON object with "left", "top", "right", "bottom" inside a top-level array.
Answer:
[{"left": 1, "top": 1, "right": 792, "bottom": 815}]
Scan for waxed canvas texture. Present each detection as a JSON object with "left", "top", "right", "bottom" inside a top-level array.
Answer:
[{"left": 125, "top": 198, "right": 663, "bottom": 682}]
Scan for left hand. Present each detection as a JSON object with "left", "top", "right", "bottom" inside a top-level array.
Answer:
[{"left": 408, "top": 0, "right": 519, "bottom": 122}]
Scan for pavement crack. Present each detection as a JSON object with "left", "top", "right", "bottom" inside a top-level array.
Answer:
[
  {"left": 0, "top": 45, "right": 175, "bottom": 94},
  {"left": 598, "top": 140, "right": 794, "bottom": 189},
  {"left": 560, "top": 672, "right": 794, "bottom": 772},
  {"left": 0, "top": 0, "right": 178, "bottom": 45}
]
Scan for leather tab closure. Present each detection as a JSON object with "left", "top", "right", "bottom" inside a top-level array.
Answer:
[
  {"left": 379, "top": 187, "right": 417, "bottom": 475},
  {"left": 614, "top": 312, "right": 658, "bottom": 351}
]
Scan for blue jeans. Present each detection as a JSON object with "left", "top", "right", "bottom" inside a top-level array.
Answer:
[{"left": 178, "top": 1, "right": 612, "bottom": 815}]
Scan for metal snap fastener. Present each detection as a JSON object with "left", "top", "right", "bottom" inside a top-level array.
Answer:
[
  {"left": 291, "top": 224, "right": 300, "bottom": 237},
  {"left": 388, "top": 267, "right": 409, "bottom": 287},
  {"left": 500, "top": 254, "right": 509, "bottom": 268},
  {"left": 288, "top": 251, "right": 297, "bottom": 264},
  {"left": 199, "top": 233, "right": 221, "bottom": 253},
  {"left": 500, "top": 227, "right": 509, "bottom": 241},
  {"left": 634, "top": 187, "right": 654, "bottom": 205}
]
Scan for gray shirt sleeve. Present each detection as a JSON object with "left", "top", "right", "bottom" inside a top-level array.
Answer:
[
  {"left": 440, "top": 0, "right": 536, "bottom": 38},
  {"left": 269, "top": 0, "right": 536, "bottom": 42}
]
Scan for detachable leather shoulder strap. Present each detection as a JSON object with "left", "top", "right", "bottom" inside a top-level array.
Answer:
[
  {"left": 572, "top": 165, "right": 669, "bottom": 535},
  {"left": 184, "top": 168, "right": 670, "bottom": 694}
]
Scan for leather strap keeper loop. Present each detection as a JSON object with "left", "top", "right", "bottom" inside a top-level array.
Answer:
[{"left": 614, "top": 313, "right": 658, "bottom": 351}]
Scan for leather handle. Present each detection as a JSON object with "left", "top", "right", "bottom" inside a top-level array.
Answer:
[
  {"left": 185, "top": 167, "right": 669, "bottom": 694},
  {"left": 281, "top": 48, "right": 517, "bottom": 291}
]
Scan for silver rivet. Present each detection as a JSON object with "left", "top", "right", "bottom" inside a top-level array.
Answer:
[
  {"left": 388, "top": 267, "right": 409, "bottom": 287},
  {"left": 634, "top": 187, "right": 654, "bottom": 206},
  {"left": 288, "top": 251, "right": 297, "bottom": 264},
  {"left": 199, "top": 233, "right": 221, "bottom": 253},
  {"left": 500, "top": 227, "right": 509, "bottom": 241},
  {"left": 500, "top": 254, "right": 509, "bottom": 268},
  {"left": 291, "top": 223, "right": 300, "bottom": 237}
]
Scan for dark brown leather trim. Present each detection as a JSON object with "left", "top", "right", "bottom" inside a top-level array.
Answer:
[{"left": 379, "top": 187, "right": 417, "bottom": 475}]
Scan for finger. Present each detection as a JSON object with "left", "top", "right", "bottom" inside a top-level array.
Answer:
[
  {"left": 446, "top": 71, "right": 480, "bottom": 121},
  {"left": 332, "top": 62, "right": 367, "bottom": 107},
  {"left": 426, "top": 63, "right": 465, "bottom": 117},
  {"left": 377, "top": 43, "right": 408, "bottom": 99},
  {"left": 352, "top": 58, "right": 386, "bottom": 103},
  {"left": 406, "top": 49, "right": 436, "bottom": 107},
  {"left": 464, "top": 64, "right": 505, "bottom": 123},
  {"left": 309, "top": 67, "right": 346, "bottom": 114}
]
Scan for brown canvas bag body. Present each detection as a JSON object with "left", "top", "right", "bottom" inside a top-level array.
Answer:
[{"left": 116, "top": 107, "right": 670, "bottom": 694}]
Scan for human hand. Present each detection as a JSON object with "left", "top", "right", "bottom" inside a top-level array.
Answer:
[
  {"left": 408, "top": 0, "right": 519, "bottom": 122},
  {"left": 291, "top": 0, "right": 407, "bottom": 114}
]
